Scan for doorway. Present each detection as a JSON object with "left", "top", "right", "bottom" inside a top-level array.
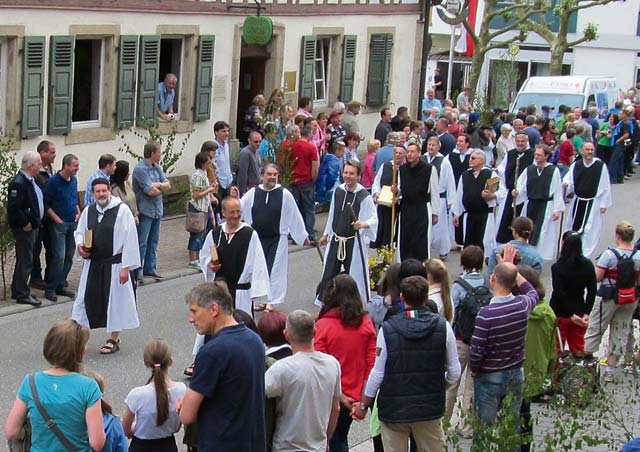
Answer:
[{"left": 236, "top": 43, "right": 270, "bottom": 143}]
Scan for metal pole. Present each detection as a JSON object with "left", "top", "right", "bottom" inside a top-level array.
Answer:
[
  {"left": 417, "top": 0, "right": 433, "bottom": 119},
  {"left": 446, "top": 24, "right": 455, "bottom": 100}
]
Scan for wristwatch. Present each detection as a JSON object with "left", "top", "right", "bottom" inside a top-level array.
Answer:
[{"left": 359, "top": 402, "right": 369, "bottom": 412}]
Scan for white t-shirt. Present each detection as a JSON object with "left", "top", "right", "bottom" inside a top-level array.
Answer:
[
  {"left": 124, "top": 382, "right": 187, "bottom": 439},
  {"left": 596, "top": 247, "right": 640, "bottom": 286},
  {"left": 265, "top": 351, "right": 341, "bottom": 452}
]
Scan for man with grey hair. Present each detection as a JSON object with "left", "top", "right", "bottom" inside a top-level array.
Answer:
[
  {"left": 180, "top": 281, "right": 267, "bottom": 452},
  {"left": 373, "top": 131, "right": 404, "bottom": 173},
  {"left": 265, "top": 309, "right": 341, "bottom": 452},
  {"left": 8, "top": 151, "right": 43, "bottom": 306},
  {"left": 452, "top": 150, "right": 506, "bottom": 256},
  {"left": 157, "top": 73, "right": 177, "bottom": 120}
]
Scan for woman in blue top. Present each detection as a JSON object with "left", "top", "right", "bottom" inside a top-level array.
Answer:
[{"left": 4, "top": 319, "right": 106, "bottom": 452}]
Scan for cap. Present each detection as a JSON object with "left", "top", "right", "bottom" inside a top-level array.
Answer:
[
  {"left": 329, "top": 110, "right": 342, "bottom": 119},
  {"left": 347, "top": 100, "right": 363, "bottom": 109},
  {"left": 469, "top": 112, "right": 480, "bottom": 124}
]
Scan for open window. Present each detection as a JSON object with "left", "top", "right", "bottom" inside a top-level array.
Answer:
[
  {"left": 72, "top": 38, "right": 104, "bottom": 127},
  {"left": 158, "top": 37, "right": 182, "bottom": 117},
  {"left": 300, "top": 34, "right": 356, "bottom": 107}
]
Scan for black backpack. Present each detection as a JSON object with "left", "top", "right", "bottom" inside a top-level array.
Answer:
[
  {"left": 608, "top": 248, "right": 638, "bottom": 304},
  {"left": 452, "top": 278, "right": 493, "bottom": 345}
]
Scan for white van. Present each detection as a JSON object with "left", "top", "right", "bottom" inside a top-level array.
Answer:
[{"left": 510, "top": 76, "right": 619, "bottom": 119}]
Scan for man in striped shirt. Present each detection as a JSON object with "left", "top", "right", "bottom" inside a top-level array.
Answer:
[{"left": 469, "top": 244, "right": 539, "bottom": 436}]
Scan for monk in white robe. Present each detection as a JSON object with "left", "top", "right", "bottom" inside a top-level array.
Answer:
[
  {"left": 423, "top": 136, "right": 456, "bottom": 259},
  {"left": 562, "top": 142, "right": 612, "bottom": 258},
  {"left": 240, "top": 164, "right": 308, "bottom": 306},
  {"left": 317, "top": 162, "right": 378, "bottom": 306},
  {"left": 72, "top": 178, "right": 140, "bottom": 354},
  {"left": 514, "top": 145, "right": 565, "bottom": 260}
]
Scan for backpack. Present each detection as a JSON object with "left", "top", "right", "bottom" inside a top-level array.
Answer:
[
  {"left": 607, "top": 248, "right": 638, "bottom": 304},
  {"left": 452, "top": 278, "right": 493, "bottom": 344}
]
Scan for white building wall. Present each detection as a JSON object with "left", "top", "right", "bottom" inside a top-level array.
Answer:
[{"left": 1, "top": 8, "right": 420, "bottom": 184}]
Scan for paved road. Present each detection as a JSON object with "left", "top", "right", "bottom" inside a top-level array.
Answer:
[{"left": 1, "top": 175, "right": 640, "bottom": 451}]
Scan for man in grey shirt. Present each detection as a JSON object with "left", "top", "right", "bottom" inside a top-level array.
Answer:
[
  {"left": 237, "top": 130, "right": 263, "bottom": 196},
  {"left": 265, "top": 310, "right": 341, "bottom": 452}
]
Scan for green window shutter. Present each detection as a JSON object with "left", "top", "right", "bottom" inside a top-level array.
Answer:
[
  {"left": 195, "top": 35, "right": 215, "bottom": 122},
  {"left": 340, "top": 35, "right": 357, "bottom": 103},
  {"left": 366, "top": 33, "right": 393, "bottom": 106},
  {"left": 47, "top": 35, "right": 74, "bottom": 135},
  {"left": 117, "top": 35, "right": 138, "bottom": 129},
  {"left": 299, "top": 36, "right": 316, "bottom": 100},
  {"left": 21, "top": 36, "right": 45, "bottom": 138},
  {"left": 137, "top": 35, "right": 160, "bottom": 122}
]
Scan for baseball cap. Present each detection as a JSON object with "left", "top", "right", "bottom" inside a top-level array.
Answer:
[{"left": 329, "top": 110, "right": 342, "bottom": 119}]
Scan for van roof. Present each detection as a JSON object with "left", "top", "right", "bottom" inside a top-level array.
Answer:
[{"left": 521, "top": 76, "right": 617, "bottom": 94}]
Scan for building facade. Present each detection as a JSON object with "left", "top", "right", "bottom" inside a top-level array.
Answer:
[{"left": 0, "top": 0, "right": 425, "bottom": 182}]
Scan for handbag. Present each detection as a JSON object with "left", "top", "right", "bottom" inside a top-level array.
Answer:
[
  {"left": 185, "top": 208, "right": 206, "bottom": 233},
  {"left": 27, "top": 373, "right": 78, "bottom": 452},
  {"left": 7, "top": 417, "right": 30, "bottom": 452}
]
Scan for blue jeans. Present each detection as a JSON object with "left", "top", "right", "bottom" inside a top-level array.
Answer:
[
  {"left": 137, "top": 214, "right": 161, "bottom": 274},
  {"left": 47, "top": 221, "right": 77, "bottom": 291},
  {"left": 610, "top": 144, "right": 625, "bottom": 183},
  {"left": 474, "top": 368, "right": 524, "bottom": 433},
  {"left": 291, "top": 182, "right": 316, "bottom": 239}
]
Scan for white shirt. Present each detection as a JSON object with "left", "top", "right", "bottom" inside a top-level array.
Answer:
[{"left": 124, "top": 382, "right": 187, "bottom": 439}]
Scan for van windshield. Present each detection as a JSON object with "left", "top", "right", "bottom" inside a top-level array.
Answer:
[{"left": 512, "top": 93, "right": 584, "bottom": 119}]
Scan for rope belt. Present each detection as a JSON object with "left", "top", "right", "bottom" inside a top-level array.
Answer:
[{"left": 333, "top": 233, "right": 356, "bottom": 262}]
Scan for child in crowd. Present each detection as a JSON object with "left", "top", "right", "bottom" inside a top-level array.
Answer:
[
  {"left": 259, "top": 123, "right": 280, "bottom": 160},
  {"left": 446, "top": 245, "right": 491, "bottom": 438},
  {"left": 85, "top": 371, "right": 128, "bottom": 452},
  {"left": 424, "top": 258, "right": 454, "bottom": 323},
  {"left": 361, "top": 139, "right": 380, "bottom": 190},
  {"left": 315, "top": 141, "right": 345, "bottom": 204},
  {"left": 123, "top": 339, "right": 187, "bottom": 452}
]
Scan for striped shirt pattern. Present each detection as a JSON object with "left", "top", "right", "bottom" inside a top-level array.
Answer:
[{"left": 469, "top": 281, "right": 538, "bottom": 374}]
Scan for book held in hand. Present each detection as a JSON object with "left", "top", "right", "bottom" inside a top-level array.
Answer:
[
  {"left": 485, "top": 177, "right": 500, "bottom": 193},
  {"left": 84, "top": 229, "right": 93, "bottom": 249},
  {"left": 377, "top": 185, "right": 395, "bottom": 207}
]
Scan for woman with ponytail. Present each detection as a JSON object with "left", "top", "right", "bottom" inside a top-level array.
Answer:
[
  {"left": 424, "top": 258, "right": 454, "bottom": 323},
  {"left": 122, "top": 339, "right": 186, "bottom": 452}
]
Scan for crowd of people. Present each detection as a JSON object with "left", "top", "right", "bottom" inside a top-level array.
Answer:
[{"left": 4, "top": 83, "right": 640, "bottom": 452}]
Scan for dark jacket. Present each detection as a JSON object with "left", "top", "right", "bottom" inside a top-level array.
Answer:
[
  {"left": 378, "top": 309, "right": 447, "bottom": 423},
  {"left": 7, "top": 171, "right": 41, "bottom": 229},
  {"left": 549, "top": 256, "right": 597, "bottom": 317}
]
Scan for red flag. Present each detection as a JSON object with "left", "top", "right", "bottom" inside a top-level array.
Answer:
[{"left": 464, "top": 0, "right": 478, "bottom": 57}]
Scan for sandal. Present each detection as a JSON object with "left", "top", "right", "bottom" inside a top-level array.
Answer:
[
  {"left": 254, "top": 303, "right": 273, "bottom": 312},
  {"left": 184, "top": 363, "right": 195, "bottom": 377},
  {"left": 99, "top": 339, "right": 120, "bottom": 355}
]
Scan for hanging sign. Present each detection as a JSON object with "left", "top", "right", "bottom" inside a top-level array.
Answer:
[{"left": 243, "top": 16, "right": 273, "bottom": 45}]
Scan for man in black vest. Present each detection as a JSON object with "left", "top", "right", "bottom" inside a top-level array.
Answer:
[
  {"left": 452, "top": 151, "right": 506, "bottom": 256},
  {"left": 317, "top": 161, "right": 378, "bottom": 305},
  {"left": 8, "top": 151, "right": 44, "bottom": 306},
  {"left": 495, "top": 132, "right": 534, "bottom": 244},
  {"left": 353, "top": 276, "right": 460, "bottom": 451},
  {"left": 239, "top": 163, "right": 309, "bottom": 308}
]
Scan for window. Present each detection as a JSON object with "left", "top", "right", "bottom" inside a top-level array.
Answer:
[
  {"left": 0, "top": 37, "right": 7, "bottom": 135},
  {"left": 158, "top": 38, "right": 183, "bottom": 116},
  {"left": 366, "top": 33, "right": 393, "bottom": 106},
  {"left": 635, "top": 67, "right": 640, "bottom": 87},
  {"left": 313, "top": 38, "right": 330, "bottom": 105},
  {"left": 72, "top": 38, "right": 103, "bottom": 126}
]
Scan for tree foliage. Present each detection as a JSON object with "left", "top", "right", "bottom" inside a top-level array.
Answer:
[{"left": 0, "top": 135, "right": 19, "bottom": 299}]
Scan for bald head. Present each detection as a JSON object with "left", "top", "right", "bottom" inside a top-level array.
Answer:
[{"left": 493, "top": 262, "right": 518, "bottom": 290}]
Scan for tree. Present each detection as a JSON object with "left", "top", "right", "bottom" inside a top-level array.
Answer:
[
  {"left": 461, "top": 0, "right": 546, "bottom": 101},
  {"left": 521, "top": 0, "right": 621, "bottom": 75},
  {"left": 0, "top": 136, "right": 19, "bottom": 299}
]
